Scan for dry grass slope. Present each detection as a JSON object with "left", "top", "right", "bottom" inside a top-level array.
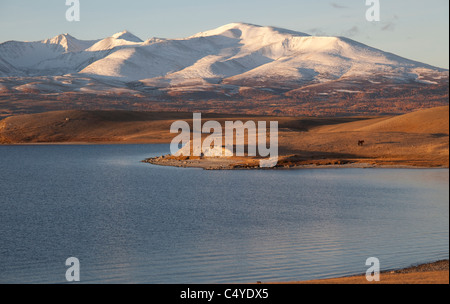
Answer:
[{"left": 314, "top": 106, "right": 449, "bottom": 134}]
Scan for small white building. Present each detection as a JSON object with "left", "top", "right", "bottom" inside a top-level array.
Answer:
[{"left": 175, "top": 141, "right": 233, "bottom": 157}]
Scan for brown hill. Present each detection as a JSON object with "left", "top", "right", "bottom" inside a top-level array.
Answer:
[
  {"left": 0, "top": 110, "right": 360, "bottom": 144},
  {"left": 315, "top": 106, "right": 449, "bottom": 134},
  {"left": 0, "top": 110, "right": 211, "bottom": 144},
  {"left": 357, "top": 106, "right": 449, "bottom": 134}
]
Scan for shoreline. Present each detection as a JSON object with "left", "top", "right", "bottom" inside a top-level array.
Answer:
[
  {"left": 143, "top": 155, "right": 449, "bottom": 170},
  {"left": 1, "top": 142, "right": 448, "bottom": 170},
  {"left": 263, "top": 260, "right": 449, "bottom": 284}
]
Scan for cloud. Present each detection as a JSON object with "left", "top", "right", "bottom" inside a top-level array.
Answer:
[
  {"left": 308, "top": 28, "right": 328, "bottom": 36},
  {"left": 380, "top": 15, "right": 399, "bottom": 32},
  {"left": 342, "top": 26, "right": 359, "bottom": 37},
  {"left": 381, "top": 22, "right": 396, "bottom": 31},
  {"left": 330, "top": 3, "right": 348, "bottom": 9}
]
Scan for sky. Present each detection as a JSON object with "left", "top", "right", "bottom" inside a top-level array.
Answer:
[{"left": 0, "top": 0, "right": 448, "bottom": 68}]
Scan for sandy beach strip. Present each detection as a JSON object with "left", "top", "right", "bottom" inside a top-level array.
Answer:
[{"left": 263, "top": 260, "right": 449, "bottom": 284}]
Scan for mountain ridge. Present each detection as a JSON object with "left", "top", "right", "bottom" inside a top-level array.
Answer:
[
  {"left": 0, "top": 23, "right": 448, "bottom": 117},
  {"left": 1, "top": 23, "right": 447, "bottom": 80}
]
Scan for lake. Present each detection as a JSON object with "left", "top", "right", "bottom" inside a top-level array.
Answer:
[{"left": 0, "top": 144, "right": 448, "bottom": 283}]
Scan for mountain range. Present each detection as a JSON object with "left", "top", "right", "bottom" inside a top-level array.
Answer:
[{"left": 0, "top": 23, "right": 448, "bottom": 116}]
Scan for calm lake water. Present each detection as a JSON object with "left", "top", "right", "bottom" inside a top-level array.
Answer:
[{"left": 0, "top": 144, "right": 448, "bottom": 284}]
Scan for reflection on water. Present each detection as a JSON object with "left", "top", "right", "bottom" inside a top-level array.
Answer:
[{"left": 0, "top": 144, "right": 448, "bottom": 283}]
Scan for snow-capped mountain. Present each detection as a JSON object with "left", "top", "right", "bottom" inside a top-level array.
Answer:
[{"left": 0, "top": 23, "right": 447, "bottom": 93}]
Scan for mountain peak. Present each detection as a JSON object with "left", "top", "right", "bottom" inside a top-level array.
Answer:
[
  {"left": 46, "top": 33, "right": 75, "bottom": 42},
  {"left": 41, "top": 33, "right": 100, "bottom": 53},
  {"left": 111, "top": 30, "right": 143, "bottom": 42},
  {"left": 191, "top": 22, "right": 310, "bottom": 40},
  {"left": 42, "top": 33, "right": 79, "bottom": 51}
]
